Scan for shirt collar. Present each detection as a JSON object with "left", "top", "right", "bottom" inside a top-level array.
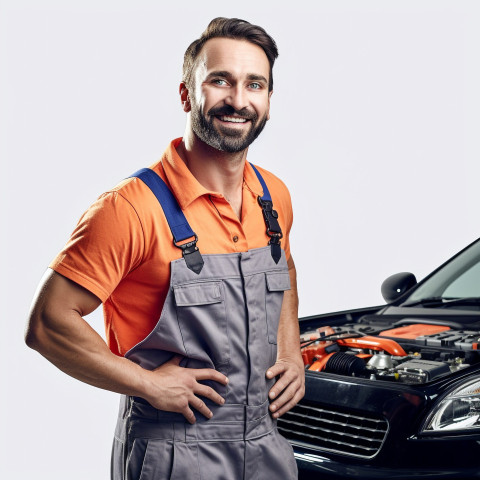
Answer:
[
  {"left": 243, "top": 160, "right": 264, "bottom": 198},
  {"left": 161, "top": 138, "right": 264, "bottom": 209}
]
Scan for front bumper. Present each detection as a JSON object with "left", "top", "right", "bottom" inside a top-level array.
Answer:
[
  {"left": 295, "top": 448, "right": 480, "bottom": 479},
  {"left": 281, "top": 372, "right": 480, "bottom": 479}
]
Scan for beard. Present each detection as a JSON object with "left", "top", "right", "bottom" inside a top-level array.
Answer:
[{"left": 190, "top": 100, "right": 268, "bottom": 153}]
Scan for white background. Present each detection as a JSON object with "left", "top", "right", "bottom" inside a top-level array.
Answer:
[{"left": 2, "top": 0, "right": 479, "bottom": 478}]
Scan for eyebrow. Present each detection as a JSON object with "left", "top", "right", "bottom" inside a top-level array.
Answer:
[
  {"left": 246, "top": 74, "right": 269, "bottom": 84},
  {"left": 205, "top": 71, "right": 268, "bottom": 85}
]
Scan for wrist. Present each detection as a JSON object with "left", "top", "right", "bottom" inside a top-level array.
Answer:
[
  {"left": 276, "top": 351, "right": 303, "bottom": 367},
  {"left": 119, "top": 358, "right": 153, "bottom": 400}
]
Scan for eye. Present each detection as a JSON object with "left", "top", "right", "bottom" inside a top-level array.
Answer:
[
  {"left": 213, "top": 79, "right": 227, "bottom": 86},
  {"left": 249, "top": 82, "right": 261, "bottom": 90}
]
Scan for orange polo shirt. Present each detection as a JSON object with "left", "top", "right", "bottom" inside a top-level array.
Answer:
[{"left": 50, "top": 138, "right": 293, "bottom": 356}]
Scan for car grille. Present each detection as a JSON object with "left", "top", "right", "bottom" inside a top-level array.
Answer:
[{"left": 277, "top": 401, "right": 389, "bottom": 459}]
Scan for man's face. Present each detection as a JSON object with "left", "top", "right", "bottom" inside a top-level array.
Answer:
[{"left": 188, "top": 37, "right": 272, "bottom": 153}]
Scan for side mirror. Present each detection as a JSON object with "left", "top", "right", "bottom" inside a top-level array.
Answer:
[{"left": 381, "top": 272, "right": 417, "bottom": 303}]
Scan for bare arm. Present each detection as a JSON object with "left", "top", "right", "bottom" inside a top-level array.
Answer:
[
  {"left": 25, "top": 269, "right": 228, "bottom": 423},
  {"left": 266, "top": 256, "right": 305, "bottom": 417}
]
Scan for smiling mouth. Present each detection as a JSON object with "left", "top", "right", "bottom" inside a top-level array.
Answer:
[{"left": 217, "top": 115, "right": 249, "bottom": 124}]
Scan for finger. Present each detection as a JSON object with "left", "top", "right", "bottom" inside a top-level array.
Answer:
[
  {"left": 194, "top": 384, "right": 225, "bottom": 406},
  {"left": 190, "top": 395, "right": 214, "bottom": 420},
  {"left": 182, "top": 405, "right": 197, "bottom": 425},
  {"left": 271, "top": 391, "right": 304, "bottom": 418},
  {"left": 266, "top": 362, "right": 287, "bottom": 379},
  {"left": 269, "top": 382, "right": 297, "bottom": 413},
  {"left": 193, "top": 368, "right": 229, "bottom": 385},
  {"left": 268, "top": 370, "right": 297, "bottom": 399}
]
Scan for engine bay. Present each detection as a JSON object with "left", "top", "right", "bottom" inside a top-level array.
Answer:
[{"left": 301, "top": 321, "right": 480, "bottom": 384}]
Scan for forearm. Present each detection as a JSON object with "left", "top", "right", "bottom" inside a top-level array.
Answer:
[
  {"left": 28, "top": 309, "right": 149, "bottom": 397},
  {"left": 25, "top": 270, "right": 151, "bottom": 399},
  {"left": 276, "top": 259, "right": 301, "bottom": 363},
  {"left": 266, "top": 257, "right": 304, "bottom": 417}
]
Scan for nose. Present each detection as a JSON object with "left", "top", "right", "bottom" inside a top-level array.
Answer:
[{"left": 225, "top": 85, "right": 248, "bottom": 112}]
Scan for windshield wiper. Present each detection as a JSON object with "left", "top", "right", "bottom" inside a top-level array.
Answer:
[{"left": 403, "top": 296, "right": 480, "bottom": 308}]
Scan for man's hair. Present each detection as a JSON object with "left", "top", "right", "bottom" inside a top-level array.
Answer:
[{"left": 183, "top": 17, "right": 278, "bottom": 92}]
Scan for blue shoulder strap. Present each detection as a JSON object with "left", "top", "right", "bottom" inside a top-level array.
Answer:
[
  {"left": 130, "top": 165, "right": 282, "bottom": 267},
  {"left": 250, "top": 163, "right": 272, "bottom": 202},
  {"left": 129, "top": 168, "right": 204, "bottom": 274},
  {"left": 250, "top": 163, "right": 283, "bottom": 264}
]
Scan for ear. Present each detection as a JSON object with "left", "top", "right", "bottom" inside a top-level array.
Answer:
[
  {"left": 179, "top": 82, "right": 191, "bottom": 113},
  {"left": 266, "top": 89, "right": 273, "bottom": 121}
]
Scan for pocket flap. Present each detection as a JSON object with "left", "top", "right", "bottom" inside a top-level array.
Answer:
[
  {"left": 174, "top": 282, "right": 223, "bottom": 306},
  {"left": 266, "top": 272, "right": 291, "bottom": 292}
]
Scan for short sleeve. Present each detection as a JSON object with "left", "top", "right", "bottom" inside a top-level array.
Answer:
[
  {"left": 277, "top": 181, "right": 293, "bottom": 262},
  {"left": 49, "top": 191, "right": 144, "bottom": 302}
]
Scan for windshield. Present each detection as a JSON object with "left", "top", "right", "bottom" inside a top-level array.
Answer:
[{"left": 403, "top": 239, "right": 480, "bottom": 305}]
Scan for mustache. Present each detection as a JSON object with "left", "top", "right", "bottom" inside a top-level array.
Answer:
[{"left": 207, "top": 105, "right": 257, "bottom": 120}]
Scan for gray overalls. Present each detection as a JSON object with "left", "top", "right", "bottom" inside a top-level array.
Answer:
[{"left": 111, "top": 166, "right": 298, "bottom": 480}]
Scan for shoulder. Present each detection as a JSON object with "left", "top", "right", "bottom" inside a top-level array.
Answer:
[
  {"left": 65, "top": 162, "right": 169, "bottom": 264},
  {"left": 251, "top": 164, "right": 293, "bottom": 217},
  {"left": 251, "top": 164, "right": 291, "bottom": 199},
  {"left": 105, "top": 160, "right": 167, "bottom": 220}
]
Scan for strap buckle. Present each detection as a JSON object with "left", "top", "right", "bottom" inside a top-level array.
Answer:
[
  {"left": 258, "top": 197, "right": 283, "bottom": 264},
  {"left": 258, "top": 197, "right": 283, "bottom": 240},
  {"left": 174, "top": 235, "right": 204, "bottom": 274}
]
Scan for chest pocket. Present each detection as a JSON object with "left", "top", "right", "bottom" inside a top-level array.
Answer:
[
  {"left": 173, "top": 281, "right": 229, "bottom": 366},
  {"left": 265, "top": 271, "right": 291, "bottom": 344}
]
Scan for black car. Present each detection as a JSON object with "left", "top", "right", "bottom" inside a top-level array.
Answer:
[{"left": 279, "top": 238, "right": 480, "bottom": 479}]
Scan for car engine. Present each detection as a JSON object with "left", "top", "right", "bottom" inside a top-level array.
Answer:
[{"left": 301, "top": 322, "right": 480, "bottom": 384}]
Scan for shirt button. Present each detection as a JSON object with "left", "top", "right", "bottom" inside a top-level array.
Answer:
[{"left": 233, "top": 235, "right": 239, "bottom": 243}]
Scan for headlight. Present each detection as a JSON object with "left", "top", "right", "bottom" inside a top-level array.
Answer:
[{"left": 422, "top": 377, "right": 480, "bottom": 433}]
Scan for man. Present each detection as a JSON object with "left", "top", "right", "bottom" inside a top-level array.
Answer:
[{"left": 26, "top": 17, "right": 304, "bottom": 479}]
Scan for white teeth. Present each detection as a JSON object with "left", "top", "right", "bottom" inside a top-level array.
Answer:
[{"left": 219, "top": 116, "right": 247, "bottom": 123}]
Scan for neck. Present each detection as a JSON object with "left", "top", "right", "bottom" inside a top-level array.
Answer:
[{"left": 177, "top": 130, "right": 247, "bottom": 207}]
